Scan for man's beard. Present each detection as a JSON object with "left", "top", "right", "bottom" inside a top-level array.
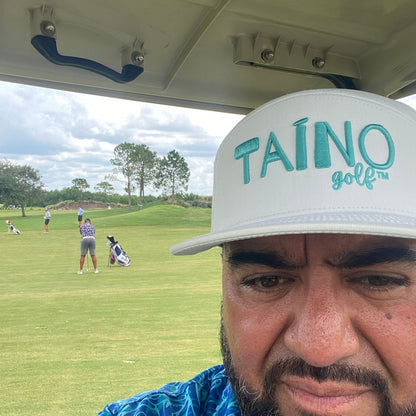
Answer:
[{"left": 220, "top": 321, "right": 416, "bottom": 416}]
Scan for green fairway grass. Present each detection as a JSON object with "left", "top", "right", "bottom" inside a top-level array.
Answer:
[{"left": 1, "top": 206, "right": 222, "bottom": 415}]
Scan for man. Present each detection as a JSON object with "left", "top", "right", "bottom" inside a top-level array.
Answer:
[
  {"left": 78, "top": 206, "right": 85, "bottom": 226},
  {"left": 96, "top": 89, "right": 416, "bottom": 416},
  {"left": 44, "top": 207, "right": 51, "bottom": 233},
  {"left": 78, "top": 218, "right": 98, "bottom": 274}
]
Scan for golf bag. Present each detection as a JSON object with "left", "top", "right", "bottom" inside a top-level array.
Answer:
[
  {"left": 107, "top": 235, "right": 130, "bottom": 266},
  {"left": 6, "top": 220, "right": 20, "bottom": 234}
]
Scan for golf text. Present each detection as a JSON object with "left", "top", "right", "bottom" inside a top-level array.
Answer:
[{"left": 234, "top": 118, "right": 395, "bottom": 190}]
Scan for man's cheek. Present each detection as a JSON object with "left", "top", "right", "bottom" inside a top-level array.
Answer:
[{"left": 223, "top": 319, "right": 266, "bottom": 389}]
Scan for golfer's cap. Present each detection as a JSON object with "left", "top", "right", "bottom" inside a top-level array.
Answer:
[{"left": 171, "top": 89, "right": 416, "bottom": 256}]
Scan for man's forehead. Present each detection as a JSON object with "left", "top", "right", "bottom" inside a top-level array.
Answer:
[{"left": 223, "top": 233, "right": 416, "bottom": 259}]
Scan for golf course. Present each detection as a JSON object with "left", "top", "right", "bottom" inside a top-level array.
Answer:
[{"left": 1, "top": 204, "right": 223, "bottom": 415}]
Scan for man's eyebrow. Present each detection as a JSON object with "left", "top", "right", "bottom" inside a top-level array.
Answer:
[
  {"left": 226, "top": 251, "right": 298, "bottom": 269},
  {"left": 328, "top": 246, "right": 416, "bottom": 269}
]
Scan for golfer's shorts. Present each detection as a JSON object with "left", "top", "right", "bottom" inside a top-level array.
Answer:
[
  {"left": 78, "top": 215, "right": 83, "bottom": 222},
  {"left": 81, "top": 237, "right": 96, "bottom": 255},
  {"left": 45, "top": 219, "right": 50, "bottom": 225}
]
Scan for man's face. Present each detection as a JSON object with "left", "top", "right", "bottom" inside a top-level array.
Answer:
[{"left": 221, "top": 234, "right": 416, "bottom": 416}]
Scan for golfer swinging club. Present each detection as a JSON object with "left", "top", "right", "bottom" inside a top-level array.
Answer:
[{"left": 78, "top": 218, "right": 98, "bottom": 274}]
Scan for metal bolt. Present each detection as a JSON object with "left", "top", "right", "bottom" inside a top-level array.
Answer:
[
  {"left": 312, "top": 57, "right": 325, "bottom": 69},
  {"left": 261, "top": 49, "right": 275, "bottom": 63},
  {"left": 131, "top": 51, "right": 144, "bottom": 65},
  {"left": 40, "top": 20, "right": 56, "bottom": 37}
]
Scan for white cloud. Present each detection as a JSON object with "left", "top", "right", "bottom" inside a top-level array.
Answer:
[{"left": 187, "top": 157, "right": 215, "bottom": 196}]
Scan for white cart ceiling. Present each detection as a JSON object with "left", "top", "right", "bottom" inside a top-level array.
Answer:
[{"left": 1, "top": 0, "right": 416, "bottom": 114}]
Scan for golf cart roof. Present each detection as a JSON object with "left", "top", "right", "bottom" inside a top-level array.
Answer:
[{"left": 1, "top": 0, "right": 416, "bottom": 114}]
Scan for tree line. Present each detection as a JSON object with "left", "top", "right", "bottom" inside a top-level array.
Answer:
[{"left": 0, "top": 142, "right": 192, "bottom": 216}]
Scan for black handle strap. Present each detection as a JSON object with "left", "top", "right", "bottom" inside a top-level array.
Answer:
[{"left": 31, "top": 35, "right": 143, "bottom": 84}]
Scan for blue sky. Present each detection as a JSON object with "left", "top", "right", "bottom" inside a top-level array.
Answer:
[{"left": 0, "top": 80, "right": 243, "bottom": 196}]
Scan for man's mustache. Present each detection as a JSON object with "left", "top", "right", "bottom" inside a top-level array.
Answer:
[{"left": 264, "top": 357, "right": 389, "bottom": 398}]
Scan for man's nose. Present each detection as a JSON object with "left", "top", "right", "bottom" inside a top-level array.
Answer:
[{"left": 283, "top": 275, "right": 360, "bottom": 367}]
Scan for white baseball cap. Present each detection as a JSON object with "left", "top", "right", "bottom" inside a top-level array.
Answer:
[{"left": 171, "top": 89, "right": 416, "bottom": 255}]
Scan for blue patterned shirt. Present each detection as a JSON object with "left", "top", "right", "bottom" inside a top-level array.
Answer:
[
  {"left": 80, "top": 223, "right": 95, "bottom": 237},
  {"left": 96, "top": 365, "right": 240, "bottom": 416}
]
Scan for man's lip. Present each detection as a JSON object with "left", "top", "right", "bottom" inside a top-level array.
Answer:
[
  {"left": 280, "top": 376, "right": 372, "bottom": 414},
  {"left": 281, "top": 376, "right": 370, "bottom": 396}
]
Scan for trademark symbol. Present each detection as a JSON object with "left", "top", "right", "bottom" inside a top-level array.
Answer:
[{"left": 377, "top": 171, "right": 389, "bottom": 180}]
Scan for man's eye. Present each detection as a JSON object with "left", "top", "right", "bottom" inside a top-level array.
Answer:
[
  {"left": 348, "top": 274, "right": 410, "bottom": 297},
  {"left": 243, "top": 276, "right": 289, "bottom": 289},
  {"left": 364, "top": 275, "right": 398, "bottom": 287},
  {"left": 358, "top": 275, "right": 408, "bottom": 287}
]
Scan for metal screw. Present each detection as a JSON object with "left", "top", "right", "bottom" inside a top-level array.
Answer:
[
  {"left": 40, "top": 20, "right": 56, "bottom": 37},
  {"left": 312, "top": 57, "right": 325, "bottom": 69},
  {"left": 131, "top": 51, "right": 144, "bottom": 65},
  {"left": 261, "top": 49, "right": 275, "bottom": 63}
]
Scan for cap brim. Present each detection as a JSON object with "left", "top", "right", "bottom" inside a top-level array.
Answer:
[{"left": 170, "top": 211, "right": 416, "bottom": 255}]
